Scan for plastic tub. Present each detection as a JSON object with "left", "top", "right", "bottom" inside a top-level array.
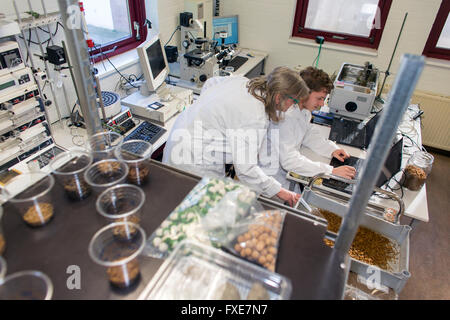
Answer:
[
  {"left": 49, "top": 149, "right": 93, "bottom": 201},
  {"left": 0, "top": 256, "right": 6, "bottom": 281},
  {"left": 96, "top": 184, "right": 145, "bottom": 227},
  {"left": 86, "top": 131, "right": 123, "bottom": 162},
  {"left": 84, "top": 159, "right": 129, "bottom": 195},
  {"left": 0, "top": 270, "right": 53, "bottom": 300},
  {"left": 115, "top": 140, "right": 152, "bottom": 186},
  {"left": 139, "top": 240, "right": 292, "bottom": 300},
  {"left": 89, "top": 221, "right": 146, "bottom": 288},
  {"left": 1, "top": 173, "right": 55, "bottom": 227}
]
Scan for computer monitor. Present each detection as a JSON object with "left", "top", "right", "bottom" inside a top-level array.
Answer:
[
  {"left": 212, "top": 15, "right": 238, "bottom": 45},
  {"left": 137, "top": 33, "right": 170, "bottom": 93}
]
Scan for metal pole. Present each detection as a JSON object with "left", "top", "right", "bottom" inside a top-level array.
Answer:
[
  {"left": 377, "top": 12, "right": 408, "bottom": 102},
  {"left": 57, "top": 0, "right": 102, "bottom": 136},
  {"left": 334, "top": 54, "right": 424, "bottom": 264}
]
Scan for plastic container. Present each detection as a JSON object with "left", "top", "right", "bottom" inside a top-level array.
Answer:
[
  {"left": 403, "top": 151, "right": 434, "bottom": 191},
  {"left": 86, "top": 131, "right": 123, "bottom": 162},
  {"left": 49, "top": 149, "right": 93, "bottom": 201},
  {"left": 115, "top": 140, "right": 152, "bottom": 186},
  {"left": 84, "top": 159, "right": 129, "bottom": 195},
  {"left": 1, "top": 173, "right": 55, "bottom": 227},
  {"left": 0, "top": 256, "right": 6, "bottom": 281},
  {"left": 0, "top": 270, "right": 53, "bottom": 300},
  {"left": 89, "top": 221, "right": 146, "bottom": 288},
  {"left": 139, "top": 240, "right": 292, "bottom": 300},
  {"left": 0, "top": 206, "right": 5, "bottom": 255},
  {"left": 96, "top": 184, "right": 145, "bottom": 228}
]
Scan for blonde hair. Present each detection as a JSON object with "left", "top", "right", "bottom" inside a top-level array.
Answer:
[{"left": 247, "top": 66, "right": 309, "bottom": 122}]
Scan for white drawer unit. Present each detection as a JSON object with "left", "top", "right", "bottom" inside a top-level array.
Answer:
[{"left": 0, "top": 68, "right": 34, "bottom": 100}]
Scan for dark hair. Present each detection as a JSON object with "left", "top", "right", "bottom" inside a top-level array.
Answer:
[
  {"left": 300, "top": 66, "right": 334, "bottom": 94},
  {"left": 247, "top": 66, "right": 309, "bottom": 122}
]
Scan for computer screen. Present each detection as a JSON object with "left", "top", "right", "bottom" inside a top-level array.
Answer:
[
  {"left": 212, "top": 15, "right": 238, "bottom": 45},
  {"left": 136, "top": 33, "right": 170, "bottom": 93}
]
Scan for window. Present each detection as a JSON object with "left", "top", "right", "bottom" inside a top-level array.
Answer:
[
  {"left": 292, "top": 0, "right": 393, "bottom": 49},
  {"left": 423, "top": 0, "right": 450, "bottom": 61},
  {"left": 82, "top": 0, "right": 147, "bottom": 61}
]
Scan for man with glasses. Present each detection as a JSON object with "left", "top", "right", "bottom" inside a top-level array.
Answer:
[{"left": 260, "top": 67, "right": 356, "bottom": 193}]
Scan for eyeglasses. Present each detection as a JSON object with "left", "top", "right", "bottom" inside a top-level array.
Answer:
[{"left": 286, "top": 95, "right": 300, "bottom": 105}]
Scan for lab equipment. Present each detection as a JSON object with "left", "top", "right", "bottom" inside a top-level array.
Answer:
[
  {"left": 123, "top": 120, "right": 166, "bottom": 145},
  {"left": 328, "top": 62, "right": 380, "bottom": 120},
  {"left": 122, "top": 33, "right": 194, "bottom": 124},
  {"left": 212, "top": 15, "right": 239, "bottom": 46}
]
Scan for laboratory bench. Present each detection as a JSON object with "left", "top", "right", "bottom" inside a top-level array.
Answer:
[{"left": 0, "top": 160, "right": 348, "bottom": 299}]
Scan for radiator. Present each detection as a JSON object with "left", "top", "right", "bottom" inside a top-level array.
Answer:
[{"left": 410, "top": 90, "right": 450, "bottom": 151}]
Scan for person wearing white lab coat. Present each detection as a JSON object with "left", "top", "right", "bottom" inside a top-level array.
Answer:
[
  {"left": 162, "top": 67, "right": 310, "bottom": 206},
  {"left": 260, "top": 67, "right": 356, "bottom": 191}
]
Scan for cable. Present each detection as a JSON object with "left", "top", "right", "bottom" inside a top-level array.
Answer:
[
  {"left": 92, "top": 44, "right": 139, "bottom": 89},
  {"left": 164, "top": 26, "right": 180, "bottom": 47},
  {"left": 312, "top": 42, "right": 323, "bottom": 68}
]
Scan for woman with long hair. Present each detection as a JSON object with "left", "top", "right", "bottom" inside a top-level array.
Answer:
[{"left": 163, "top": 66, "right": 309, "bottom": 206}]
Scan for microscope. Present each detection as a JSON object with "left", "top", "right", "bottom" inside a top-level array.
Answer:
[{"left": 178, "top": 12, "right": 235, "bottom": 93}]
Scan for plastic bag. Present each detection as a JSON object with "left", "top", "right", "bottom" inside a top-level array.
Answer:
[
  {"left": 214, "top": 209, "right": 286, "bottom": 272},
  {"left": 144, "top": 177, "right": 259, "bottom": 258}
]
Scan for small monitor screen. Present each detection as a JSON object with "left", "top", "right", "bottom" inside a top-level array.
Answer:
[
  {"left": 146, "top": 39, "right": 166, "bottom": 80},
  {"left": 212, "top": 15, "right": 238, "bottom": 45}
]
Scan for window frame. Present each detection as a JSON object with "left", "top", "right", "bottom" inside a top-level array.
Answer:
[
  {"left": 422, "top": 0, "right": 450, "bottom": 61},
  {"left": 86, "top": 0, "right": 148, "bottom": 62},
  {"left": 291, "top": 0, "right": 393, "bottom": 49}
]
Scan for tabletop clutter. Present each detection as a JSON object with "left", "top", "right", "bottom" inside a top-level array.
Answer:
[
  {"left": 0, "top": 128, "right": 427, "bottom": 300},
  {"left": 0, "top": 131, "right": 293, "bottom": 300}
]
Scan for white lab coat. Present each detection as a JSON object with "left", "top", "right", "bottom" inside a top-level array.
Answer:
[
  {"left": 260, "top": 107, "right": 338, "bottom": 190},
  {"left": 163, "top": 76, "right": 282, "bottom": 197}
]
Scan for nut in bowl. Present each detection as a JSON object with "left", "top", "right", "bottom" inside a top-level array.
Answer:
[
  {"left": 89, "top": 221, "right": 146, "bottom": 288},
  {"left": 115, "top": 140, "right": 153, "bottom": 186},
  {"left": 1, "top": 172, "right": 55, "bottom": 227}
]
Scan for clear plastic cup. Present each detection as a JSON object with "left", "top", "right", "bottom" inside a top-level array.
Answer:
[
  {"left": 83, "top": 159, "right": 129, "bottom": 195},
  {"left": 89, "top": 221, "right": 146, "bottom": 288},
  {"left": 96, "top": 184, "right": 145, "bottom": 227},
  {"left": 115, "top": 140, "right": 153, "bottom": 186},
  {"left": 49, "top": 149, "right": 93, "bottom": 201},
  {"left": 0, "top": 256, "right": 6, "bottom": 281},
  {"left": 0, "top": 270, "right": 53, "bottom": 300},
  {"left": 86, "top": 131, "right": 124, "bottom": 162},
  {"left": 1, "top": 173, "right": 55, "bottom": 227},
  {"left": 0, "top": 206, "right": 5, "bottom": 255}
]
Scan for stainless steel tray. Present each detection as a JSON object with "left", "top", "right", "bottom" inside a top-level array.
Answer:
[{"left": 301, "top": 177, "right": 411, "bottom": 293}]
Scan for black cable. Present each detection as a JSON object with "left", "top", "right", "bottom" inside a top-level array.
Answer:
[
  {"left": 93, "top": 44, "right": 138, "bottom": 88},
  {"left": 164, "top": 26, "right": 180, "bottom": 47}
]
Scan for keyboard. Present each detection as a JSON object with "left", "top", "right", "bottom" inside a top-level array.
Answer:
[
  {"left": 124, "top": 121, "right": 166, "bottom": 145},
  {"left": 226, "top": 56, "right": 249, "bottom": 71}
]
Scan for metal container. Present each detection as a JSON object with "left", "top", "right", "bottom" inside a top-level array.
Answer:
[{"left": 301, "top": 175, "right": 411, "bottom": 293}]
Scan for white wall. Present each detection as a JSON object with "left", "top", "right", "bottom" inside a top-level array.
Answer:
[{"left": 221, "top": 0, "right": 450, "bottom": 96}]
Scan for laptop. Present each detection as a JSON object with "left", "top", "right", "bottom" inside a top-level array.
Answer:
[
  {"left": 322, "top": 137, "right": 403, "bottom": 194},
  {"left": 328, "top": 111, "right": 382, "bottom": 149}
]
